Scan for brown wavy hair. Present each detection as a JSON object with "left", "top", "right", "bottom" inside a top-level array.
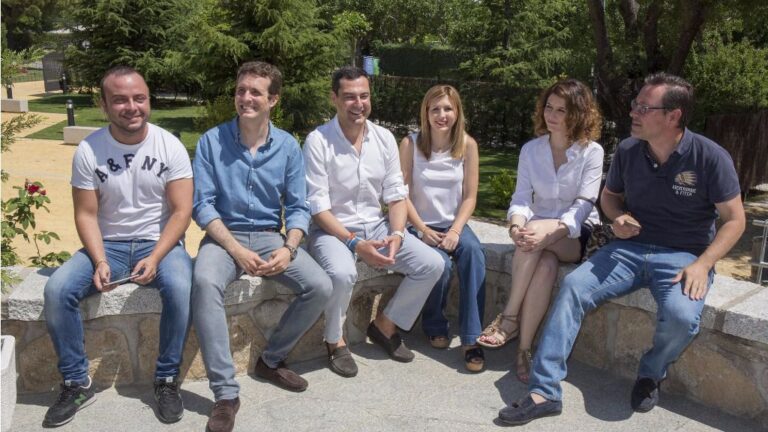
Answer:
[
  {"left": 533, "top": 78, "right": 602, "bottom": 145},
  {"left": 417, "top": 85, "right": 467, "bottom": 160}
]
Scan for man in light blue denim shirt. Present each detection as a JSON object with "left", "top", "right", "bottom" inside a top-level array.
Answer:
[{"left": 191, "top": 61, "right": 332, "bottom": 432}]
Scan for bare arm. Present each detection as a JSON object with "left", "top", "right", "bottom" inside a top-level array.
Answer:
[
  {"left": 133, "top": 178, "right": 193, "bottom": 285},
  {"left": 440, "top": 136, "right": 479, "bottom": 251},
  {"left": 672, "top": 195, "right": 746, "bottom": 300},
  {"left": 73, "top": 187, "right": 111, "bottom": 291},
  {"left": 601, "top": 187, "right": 641, "bottom": 239}
]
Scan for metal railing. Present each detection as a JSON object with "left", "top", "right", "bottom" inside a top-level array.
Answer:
[{"left": 752, "top": 219, "right": 768, "bottom": 285}]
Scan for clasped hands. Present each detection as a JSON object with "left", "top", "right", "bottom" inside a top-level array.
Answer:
[
  {"left": 509, "top": 225, "right": 551, "bottom": 252},
  {"left": 233, "top": 246, "right": 292, "bottom": 277},
  {"left": 355, "top": 235, "right": 402, "bottom": 269},
  {"left": 421, "top": 228, "right": 459, "bottom": 252}
]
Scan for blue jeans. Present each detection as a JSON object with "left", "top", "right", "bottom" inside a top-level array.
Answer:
[
  {"left": 192, "top": 232, "right": 332, "bottom": 401},
  {"left": 409, "top": 225, "right": 486, "bottom": 346},
  {"left": 44, "top": 240, "right": 192, "bottom": 384},
  {"left": 529, "top": 240, "right": 711, "bottom": 401}
]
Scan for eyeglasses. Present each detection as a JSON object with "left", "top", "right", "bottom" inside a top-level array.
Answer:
[{"left": 630, "top": 99, "right": 669, "bottom": 115}]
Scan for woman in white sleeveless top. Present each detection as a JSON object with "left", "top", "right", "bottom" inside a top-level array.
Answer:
[
  {"left": 477, "top": 79, "right": 604, "bottom": 384},
  {"left": 400, "top": 85, "right": 486, "bottom": 372}
]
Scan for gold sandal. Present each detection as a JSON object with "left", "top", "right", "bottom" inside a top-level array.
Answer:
[
  {"left": 477, "top": 314, "right": 519, "bottom": 349},
  {"left": 517, "top": 348, "right": 532, "bottom": 384}
]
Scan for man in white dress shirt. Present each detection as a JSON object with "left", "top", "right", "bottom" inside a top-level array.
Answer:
[{"left": 303, "top": 66, "right": 444, "bottom": 377}]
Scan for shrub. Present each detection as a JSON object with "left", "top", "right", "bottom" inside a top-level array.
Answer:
[{"left": 489, "top": 169, "right": 516, "bottom": 208}]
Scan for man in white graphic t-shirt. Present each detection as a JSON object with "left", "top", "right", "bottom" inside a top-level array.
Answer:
[{"left": 42, "top": 66, "right": 193, "bottom": 428}]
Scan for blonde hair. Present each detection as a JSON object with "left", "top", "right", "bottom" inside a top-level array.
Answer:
[
  {"left": 417, "top": 85, "right": 467, "bottom": 160},
  {"left": 533, "top": 78, "right": 602, "bottom": 145}
]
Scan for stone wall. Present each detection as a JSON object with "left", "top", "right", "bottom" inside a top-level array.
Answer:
[{"left": 2, "top": 220, "right": 767, "bottom": 428}]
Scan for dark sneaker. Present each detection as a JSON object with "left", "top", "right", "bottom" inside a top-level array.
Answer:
[
  {"left": 154, "top": 376, "right": 184, "bottom": 423},
  {"left": 207, "top": 397, "right": 240, "bottom": 432},
  {"left": 497, "top": 394, "right": 562, "bottom": 426},
  {"left": 253, "top": 357, "right": 308, "bottom": 392},
  {"left": 366, "top": 322, "right": 414, "bottom": 362},
  {"left": 42, "top": 377, "right": 96, "bottom": 427},
  {"left": 631, "top": 377, "right": 659, "bottom": 412}
]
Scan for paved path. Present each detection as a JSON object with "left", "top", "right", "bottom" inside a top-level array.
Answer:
[{"left": 8, "top": 334, "right": 761, "bottom": 432}]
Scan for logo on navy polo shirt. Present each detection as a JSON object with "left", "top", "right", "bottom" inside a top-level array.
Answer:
[{"left": 672, "top": 171, "right": 697, "bottom": 196}]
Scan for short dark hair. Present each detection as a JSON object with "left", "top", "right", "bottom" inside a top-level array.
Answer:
[
  {"left": 236, "top": 61, "right": 282, "bottom": 95},
  {"left": 100, "top": 65, "right": 143, "bottom": 101},
  {"left": 331, "top": 66, "right": 369, "bottom": 95},
  {"left": 644, "top": 72, "right": 694, "bottom": 129}
]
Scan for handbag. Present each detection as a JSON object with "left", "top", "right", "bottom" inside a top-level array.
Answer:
[
  {"left": 575, "top": 195, "right": 615, "bottom": 262},
  {"left": 583, "top": 222, "right": 615, "bottom": 261}
]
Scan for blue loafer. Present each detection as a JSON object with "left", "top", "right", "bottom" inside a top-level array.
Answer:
[{"left": 498, "top": 395, "right": 562, "bottom": 426}]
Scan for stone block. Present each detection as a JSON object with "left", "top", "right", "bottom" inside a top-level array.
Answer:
[
  {"left": 63, "top": 126, "right": 100, "bottom": 145},
  {"left": 572, "top": 307, "right": 610, "bottom": 369},
  {"left": 286, "top": 317, "right": 326, "bottom": 364},
  {"left": 701, "top": 275, "right": 762, "bottom": 330},
  {"left": 668, "top": 334, "right": 764, "bottom": 418},
  {"left": 0, "top": 320, "right": 26, "bottom": 342},
  {"left": 137, "top": 316, "right": 160, "bottom": 382},
  {"left": 1, "top": 99, "right": 28, "bottom": 113},
  {"left": 613, "top": 307, "right": 655, "bottom": 378},
  {"left": 1, "top": 336, "right": 17, "bottom": 432},
  {"left": 722, "top": 286, "right": 768, "bottom": 345},
  {"left": 251, "top": 299, "right": 290, "bottom": 339},
  {"left": 228, "top": 314, "right": 264, "bottom": 374},
  {"left": 181, "top": 329, "right": 206, "bottom": 381},
  {"left": 17, "top": 334, "right": 59, "bottom": 392},
  {"left": 86, "top": 327, "right": 133, "bottom": 388}
]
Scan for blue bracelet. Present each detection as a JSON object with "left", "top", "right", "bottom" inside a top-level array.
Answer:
[{"left": 346, "top": 236, "right": 360, "bottom": 253}]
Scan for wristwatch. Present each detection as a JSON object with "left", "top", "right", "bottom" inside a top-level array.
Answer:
[
  {"left": 283, "top": 243, "right": 298, "bottom": 261},
  {"left": 391, "top": 230, "right": 405, "bottom": 240}
]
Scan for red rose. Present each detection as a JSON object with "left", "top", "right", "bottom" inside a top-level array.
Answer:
[
  {"left": 26, "top": 184, "right": 40, "bottom": 194},
  {"left": 40, "top": 190, "right": 47, "bottom": 196}
]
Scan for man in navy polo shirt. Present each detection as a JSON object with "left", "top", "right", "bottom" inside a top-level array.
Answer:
[{"left": 498, "top": 72, "right": 745, "bottom": 425}]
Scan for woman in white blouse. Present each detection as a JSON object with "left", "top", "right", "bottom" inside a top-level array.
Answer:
[
  {"left": 400, "top": 85, "right": 487, "bottom": 372},
  {"left": 477, "top": 79, "right": 603, "bottom": 383}
]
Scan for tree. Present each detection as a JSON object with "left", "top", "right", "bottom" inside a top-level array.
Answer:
[
  {"left": 64, "top": 0, "right": 194, "bottom": 92},
  {"left": 1, "top": 29, "right": 45, "bottom": 97},
  {"left": 449, "top": 0, "right": 593, "bottom": 89},
  {"left": 1, "top": 0, "right": 64, "bottom": 50},
  {"left": 182, "top": 0, "right": 346, "bottom": 132}
]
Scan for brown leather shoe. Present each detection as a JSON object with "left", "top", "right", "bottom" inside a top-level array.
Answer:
[
  {"left": 206, "top": 397, "right": 239, "bottom": 432},
  {"left": 253, "top": 357, "right": 308, "bottom": 392}
]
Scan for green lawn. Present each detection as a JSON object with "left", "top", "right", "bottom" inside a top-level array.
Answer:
[
  {"left": 476, "top": 149, "right": 518, "bottom": 221},
  {"left": 26, "top": 94, "right": 202, "bottom": 154}
]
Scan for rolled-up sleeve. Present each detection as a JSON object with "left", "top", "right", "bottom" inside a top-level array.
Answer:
[
  {"left": 506, "top": 146, "right": 535, "bottom": 222},
  {"left": 192, "top": 134, "right": 221, "bottom": 229},
  {"left": 381, "top": 133, "right": 408, "bottom": 204},
  {"left": 303, "top": 132, "right": 332, "bottom": 215},
  {"left": 283, "top": 141, "right": 311, "bottom": 233},
  {"left": 558, "top": 144, "right": 604, "bottom": 237}
]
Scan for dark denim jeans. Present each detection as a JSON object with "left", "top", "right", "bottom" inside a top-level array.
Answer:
[
  {"left": 410, "top": 225, "right": 487, "bottom": 345},
  {"left": 44, "top": 240, "right": 192, "bottom": 384}
]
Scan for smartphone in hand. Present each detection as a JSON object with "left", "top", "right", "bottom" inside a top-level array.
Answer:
[{"left": 106, "top": 273, "right": 139, "bottom": 287}]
